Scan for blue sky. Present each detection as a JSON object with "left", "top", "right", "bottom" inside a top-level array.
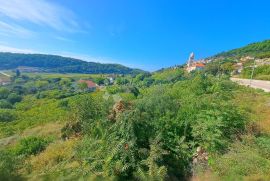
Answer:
[{"left": 0, "top": 0, "right": 270, "bottom": 71}]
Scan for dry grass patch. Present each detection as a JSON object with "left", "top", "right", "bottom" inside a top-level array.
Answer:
[
  {"left": 22, "top": 122, "right": 63, "bottom": 139},
  {"left": 25, "top": 138, "right": 78, "bottom": 176},
  {"left": 233, "top": 90, "right": 270, "bottom": 134}
]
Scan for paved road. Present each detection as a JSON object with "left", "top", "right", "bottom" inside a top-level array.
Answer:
[{"left": 231, "top": 78, "right": 270, "bottom": 92}]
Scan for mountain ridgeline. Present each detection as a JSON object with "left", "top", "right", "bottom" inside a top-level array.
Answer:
[
  {"left": 0, "top": 52, "right": 145, "bottom": 74},
  {"left": 212, "top": 39, "right": 270, "bottom": 59}
]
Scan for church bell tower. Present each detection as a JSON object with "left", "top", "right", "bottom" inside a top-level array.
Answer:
[{"left": 187, "top": 52, "right": 195, "bottom": 67}]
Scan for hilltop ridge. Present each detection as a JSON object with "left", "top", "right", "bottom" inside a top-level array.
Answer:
[
  {"left": 211, "top": 39, "right": 270, "bottom": 59},
  {"left": 0, "top": 52, "right": 145, "bottom": 75}
]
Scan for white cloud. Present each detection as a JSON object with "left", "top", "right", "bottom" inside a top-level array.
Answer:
[
  {"left": 55, "top": 36, "right": 74, "bottom": 42},
  {"left": 0, "top": 45, "right": 36, "bottom": 53},
  {"left": 0, "top": 0, "right": 79, "bottom": 32},
  {"left": 0, "top": 20, "right": 34, "bottom": 38}
]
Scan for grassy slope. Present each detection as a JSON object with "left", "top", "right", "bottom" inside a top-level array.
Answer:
[
  {"left": 0, "top": 73, "right": 10, "bottom": 83},
  {"left": 194, "top": 88, "right": 270, "bottom": 180}
]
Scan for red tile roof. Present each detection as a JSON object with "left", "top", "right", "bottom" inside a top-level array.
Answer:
[
  {"left": 195, "top": 63, "right": 205, "bottom": 67},
  {"left": 78, "top": 80, "right": 97, "bottom": 88}
]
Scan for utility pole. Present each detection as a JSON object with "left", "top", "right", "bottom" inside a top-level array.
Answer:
[
  {"left": 217, "top": 59, "right": 222, "bottom": 80},
  {"left": 249, "top": 58, "right": 256, "bottom": 86}
]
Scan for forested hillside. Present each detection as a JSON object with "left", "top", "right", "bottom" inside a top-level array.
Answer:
[
  {"left": 213, "top": 39, "right": 270, "bottom": 59},
  {"left": 203, "top": 40, "right": 270, "bottom": 80},
  {"left": 0, "top": 53, "right": 144, "bottom": 74}
]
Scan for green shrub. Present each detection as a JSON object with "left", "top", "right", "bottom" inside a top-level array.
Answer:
[
  {"left": 211, "top": 136, "right": 270, "bottom": 179},
  {"left": 0, "top": 151, "right": 24, "bottom": 181},
  {"left": 0, "top": 87, "right": 10, "bottom": 99},
  {"left": 13, "top": 136, "right": 51, "bottom": 156},
  {"left": 58, "top": 99, "right": 69, "bottom": 109},
  {"left": 7, "top": 93, "right": 22, "bottom": 104},
  {"left": 0, "top": 100, "right": 13, "bottom": 109},
  {"left": 0, "top": 109, "right": 15, "bottom": 122}
]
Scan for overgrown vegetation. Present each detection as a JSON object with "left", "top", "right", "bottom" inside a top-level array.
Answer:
[
  {"left": 0, "top": 68, "right": 269, "bottom": 180},
  {"left": 241, "top": 64, "right": 270, "bottom": 80}
]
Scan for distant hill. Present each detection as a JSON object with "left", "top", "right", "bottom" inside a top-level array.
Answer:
[
  {"left": 212, "top": 40, "right": 270, "bottom": 59},
  {"left": 0, "top": 52, "right": 145, "bottom": 74}
]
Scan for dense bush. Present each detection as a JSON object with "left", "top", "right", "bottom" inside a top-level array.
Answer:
[
  {"left": 0, "top": 87, "right": 10, "bottom": 99},
  {"left": 0, "top": 151, "right": 24, "bottom": 181},
  {"left": 0, "top": 100, "right": 13, "bottom": 109},
  {"left": 7, "top": 93, "right": 22, "bottom": 104},
  {"left": 71, "top": 75, "right": 248, "bottom": 180},
  {"left": 13, "top": 136, "right": 51, "bottom": 156},
  {"left": 0, "top": 109, "right": 15, "bottom": 122},
  {"left": 0, "top": 70, "right": 269, "bottom": 180}
]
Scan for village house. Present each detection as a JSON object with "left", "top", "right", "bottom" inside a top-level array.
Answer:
[
  {"left": 234, "top": 62, "right": 243, "bottom": 74},
  {"left": 78, "top": 80, "right": 98, "bottom": 91}
]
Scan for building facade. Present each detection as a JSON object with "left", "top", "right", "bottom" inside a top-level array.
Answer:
[{"left": 186, "top": 52, "right": 206, "bottom": 72}]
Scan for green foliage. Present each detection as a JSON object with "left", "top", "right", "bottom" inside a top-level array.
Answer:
[
  {"left": 241, "top": 65, "right": 270, "bottom": 80},
  {"left": 61, "top": 121, "right": 81, "bottom": 139},
  {"left": 0, "top": 96, "right": 67, "bottom": 138},
  {"left": 204, "top": 59, "right": 236, "bottom": 76},
  {"left": 255, "top": 51, "right": 270, "bottom": 59},
  {"left": 0, "top": 71, "right": 269, "bottom": 180},
  {"left": 220, "top": 62, "right": 234, "bottom": 74},
  {"left": 152, "top": 68, "right": 185, "bottom": 83},
  {"left": 15, "top": 69, "right": 21, "bottom": 77},
  {"left": 214, "top": 39, "right": 270, "bottom": 58},
  {"left": 106, "top": 85, "right": 121, "bottom": 94},
  {"left": 58, "top": 99, "right": 69, "bottom": 109},
  {"left": 0, "top": 151, "right": 24, "bottom": 181},
  {"left": 115, "top": 77, "right": 130, "bottom": 85},
  {"left": 204, "top": 62, "right": 219, "bottom": 75},
  {"left": 73, "top": 75, "right": 248, "bottom": 179},
  {"left": 0, "top": 87, "right": 10, "bottom": 99},
  {"left": 7, "top": 93, "right": 22, "bottom": 104},
  {"left": 0, "top": 109, "right": 15, "bottom": 122},
  {"left": 119, "top": 92, "right": 136, "bottom": 101},
  {"left": 78, "top": 82, "right": 88, "bottom": 91},
  {"left": 12, "top": 136, "right": 51, "bottom": 156},
  {"left": 0, "top": 100, "right": 13, "bottom": 109},
  {"left": 135, "top": 138, "right": 168, "bottom": 181},
  {"left": 211, "top": 136, "right": 270, "bottom": 180},
  {"left": 65, "top": 94, "right": 105, "bottom": 136}
]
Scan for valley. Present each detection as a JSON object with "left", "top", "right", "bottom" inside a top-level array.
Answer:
[{"left": 1, "top": 0, "right": 270, "bottom": 180}]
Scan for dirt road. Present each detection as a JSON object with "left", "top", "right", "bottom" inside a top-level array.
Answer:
[
  {"left": 231, "top": 78, "right": 270, "bottom": 92},
  {"left": 0, "top": 71, "right": 11, "bottom": 77}
]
